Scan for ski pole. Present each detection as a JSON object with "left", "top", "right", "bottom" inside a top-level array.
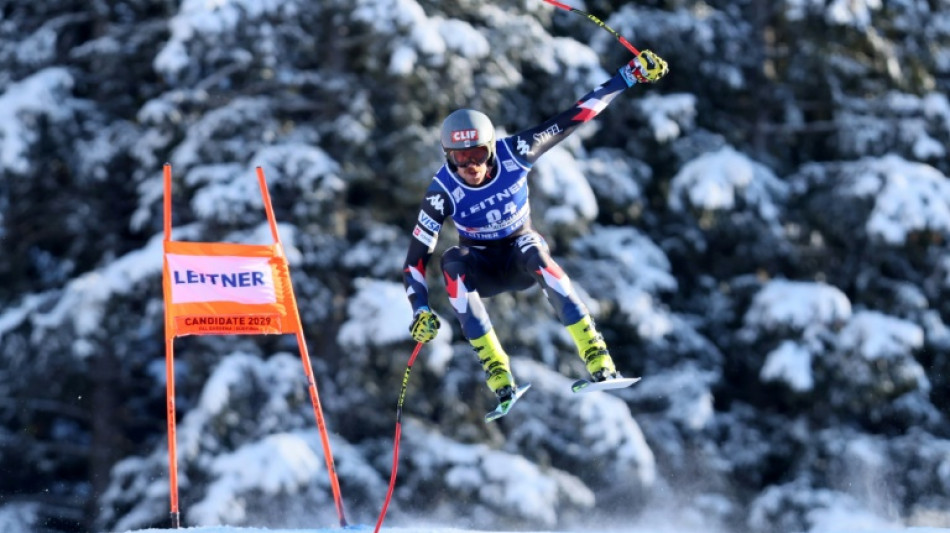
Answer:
[
  {"left": 540, "top": 0, "right": 641, "bottom": 56},
  {"left": 373, "top": 341, "right": 424, "bottom": 533}
]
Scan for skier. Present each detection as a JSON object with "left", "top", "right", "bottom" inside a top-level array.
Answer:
[{"left": 403, "top": 50, "right": 669, "bottom": 406}]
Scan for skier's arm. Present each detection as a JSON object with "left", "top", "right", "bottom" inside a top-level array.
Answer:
[
  {"left": 402, "top": 183, "right": 452, "bottom": 314},
  {"left": 505, "top": 50, "right": 669, "bottom": 166}
]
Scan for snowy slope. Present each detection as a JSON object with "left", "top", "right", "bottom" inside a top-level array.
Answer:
[{"left": 123, "top": 526, "right": 950, "bottom": 533}]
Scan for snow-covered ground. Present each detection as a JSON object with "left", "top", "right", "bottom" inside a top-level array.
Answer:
[{"left": 124, "top": 526, "right": 950, "bottom": 533}]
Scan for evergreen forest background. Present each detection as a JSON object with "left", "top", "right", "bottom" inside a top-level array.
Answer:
[{"left": 3, "top": 1, "right": 950, "bottom": 532}]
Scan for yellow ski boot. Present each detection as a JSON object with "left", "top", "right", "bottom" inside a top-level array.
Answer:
[
  {"left": 567, "top": 316, "right": 618, "bottom": 382},
  {"left": 470, "top": 329, "right": 516, "bottom": 402}
]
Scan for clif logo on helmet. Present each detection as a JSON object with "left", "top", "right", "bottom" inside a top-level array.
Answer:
[{"left": 451, "top": 129, "right": 479, "bottom": 143}]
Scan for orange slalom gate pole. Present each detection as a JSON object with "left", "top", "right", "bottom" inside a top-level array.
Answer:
[
  {"left": 164, "top": 339, "right": 180, "bottom": 529},
  {"left": 162, "top": 163, "right": 181, "bottom": 528},
  {"left": 256, "top": 166, "right": 349, "bottom": 527}
]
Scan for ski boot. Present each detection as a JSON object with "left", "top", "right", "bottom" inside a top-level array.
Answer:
[
  {"left": 567, "top": 316, "right": 620, "bottom": 382},
  {"left": 472, "top": 329, "right": 532, "bottom": 422},
  {"left": 470, "top": 329, "right": 518, "bottom": 398}
]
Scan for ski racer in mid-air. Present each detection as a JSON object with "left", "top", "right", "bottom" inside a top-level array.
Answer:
[{"left": 403, "top": 50, "right": 669, "bottom": 407}]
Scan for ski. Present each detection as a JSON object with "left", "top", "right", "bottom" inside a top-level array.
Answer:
[
  {"left": 484, "top": 383, "right": 532, "bottom": 423},
  {"left": 571, "top": 376, "right": 641, "bottom": 394}
]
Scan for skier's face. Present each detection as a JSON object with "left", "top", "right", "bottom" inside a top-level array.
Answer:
[{"left": 448, "top": 146, "right": 491, "bottom": 186}]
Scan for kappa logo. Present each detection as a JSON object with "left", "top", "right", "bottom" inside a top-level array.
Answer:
[
  {"left": 516, "top": 137, "right": 533, "bottom": 156},
  {"left": 426, "top": 194, "right": 445, "bottom": 214},
  {"left": 452, "top": 187, "right": 465, "bottom": 202},
  {"left": 451, "top": 129, "right": 478, "bottom": 143}
]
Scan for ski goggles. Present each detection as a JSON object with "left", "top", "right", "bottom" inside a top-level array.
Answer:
[{"left": 447, "top": 146, "right": 490, "bottom": 167}]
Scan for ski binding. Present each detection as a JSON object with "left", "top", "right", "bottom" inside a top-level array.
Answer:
[{"left": 484, "top": 383, "right": 532, "bottom": 423}]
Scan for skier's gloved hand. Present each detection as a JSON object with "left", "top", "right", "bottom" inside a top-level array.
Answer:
[
  {"left": 619, "top": 50, "right": 669, "bottom": 86},
  {"left": 409, "top": 307, "right": 440, "bottom": 343}
]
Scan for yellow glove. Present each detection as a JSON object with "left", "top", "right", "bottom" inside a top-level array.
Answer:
[
  {"left": 620, "top": 49, "right": 669, "bottom": 85},
  {"left": 409, "top": 307, "right": 440, "bottom": 343}
]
